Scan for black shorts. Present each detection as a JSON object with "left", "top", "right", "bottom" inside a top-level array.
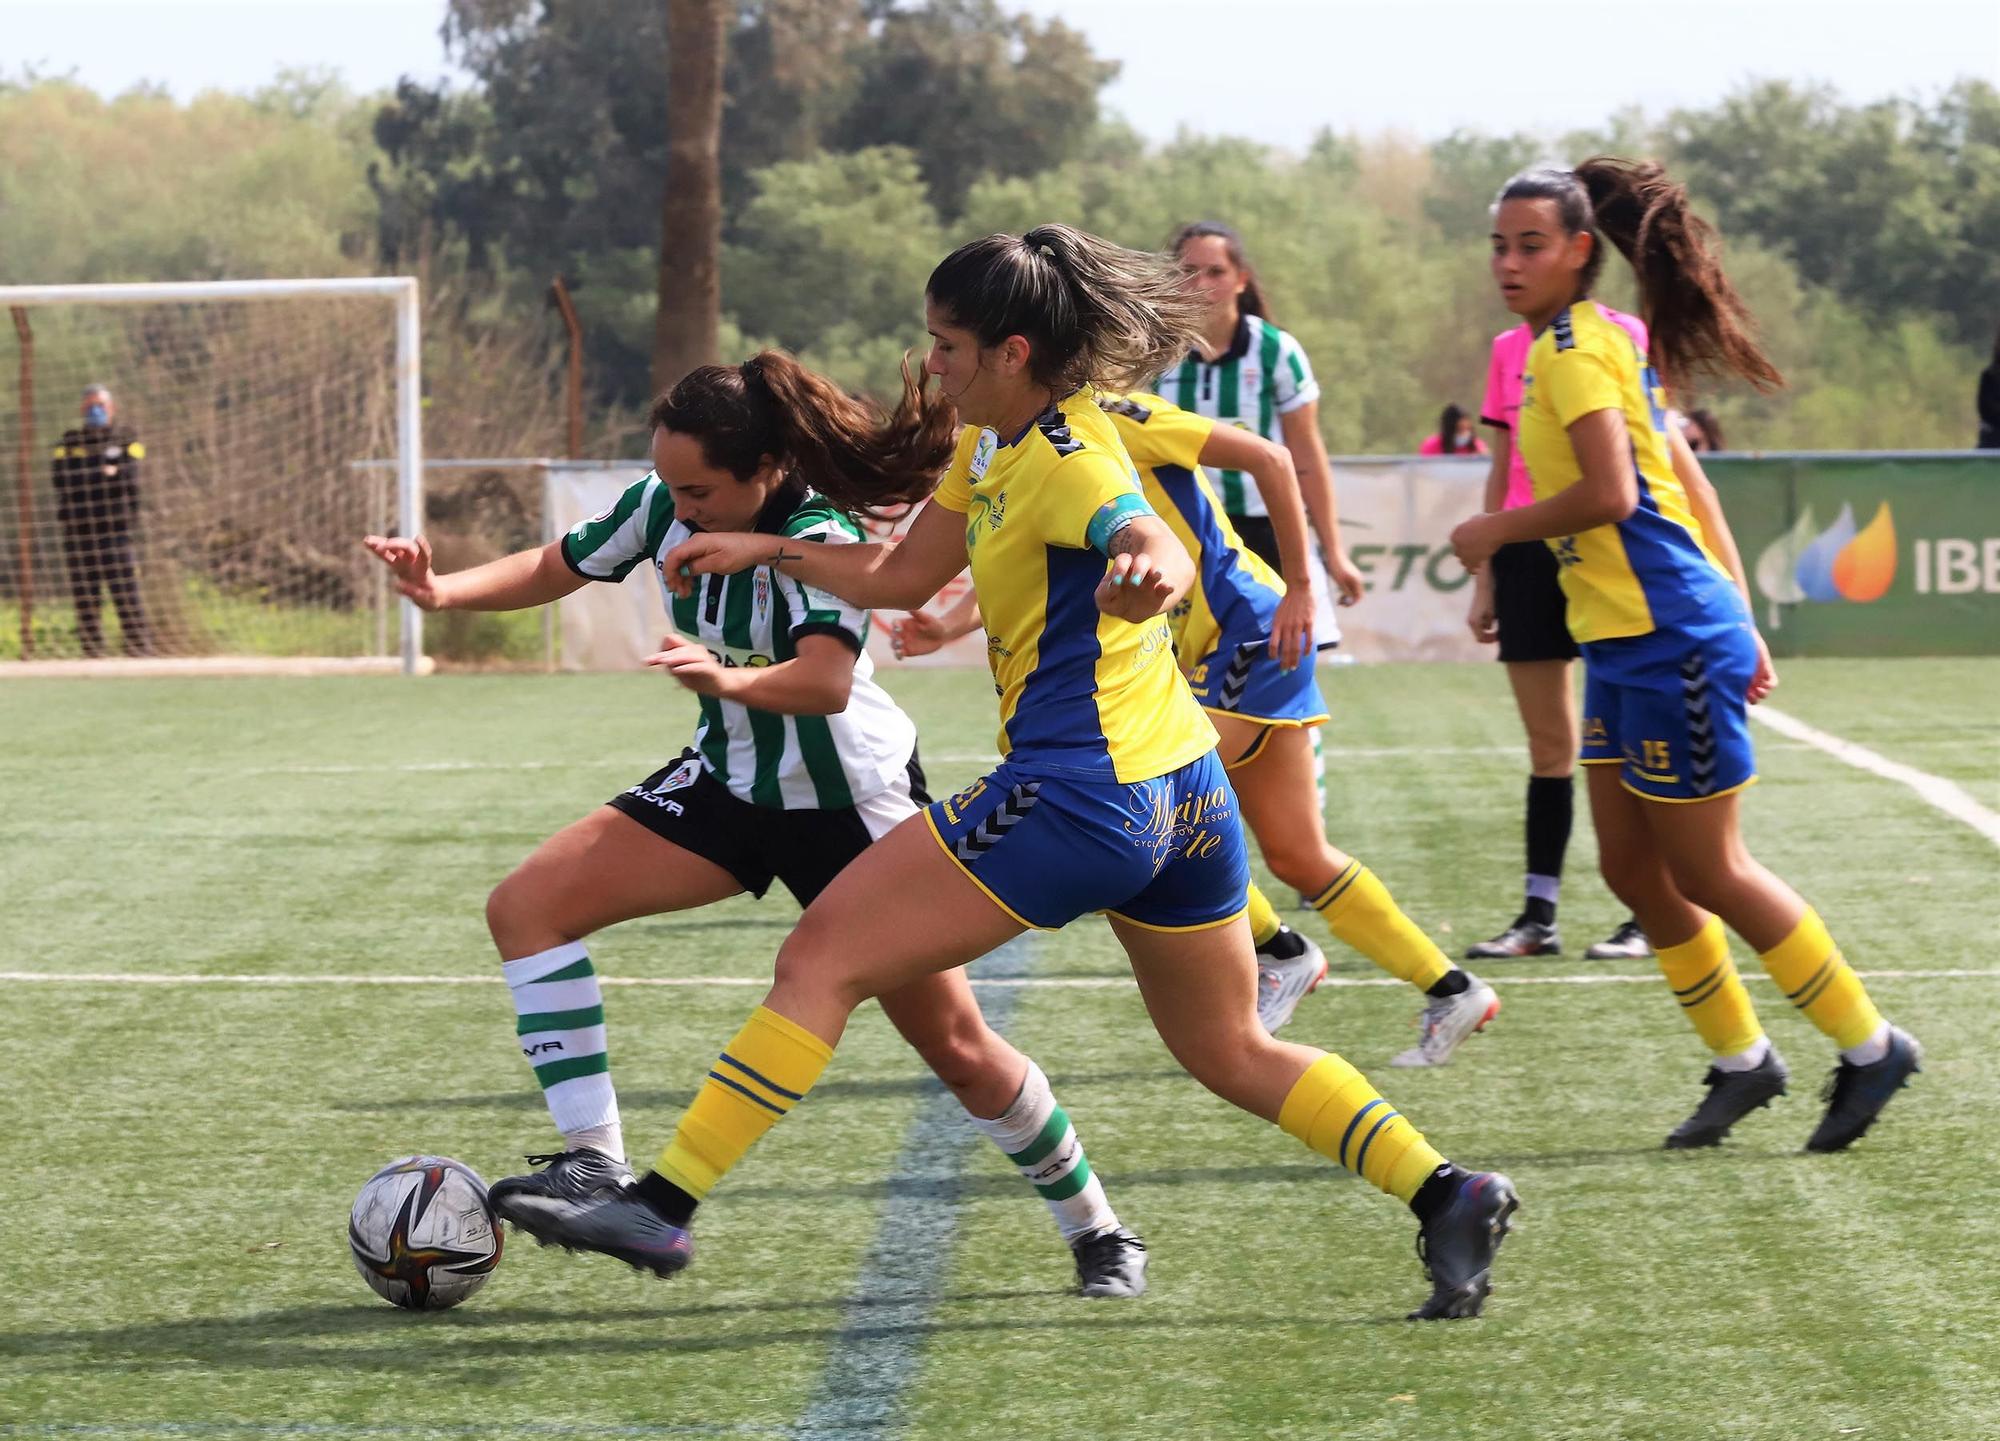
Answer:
[
  {"left": 1229, "top": 514, "right": 1281, "bottom": 575},
  {"left": 1491, "top": 541, "right": 1580, "bottom": 663},
  {"left": 606, "top": 748, "right": 931, "bottom": 907}
]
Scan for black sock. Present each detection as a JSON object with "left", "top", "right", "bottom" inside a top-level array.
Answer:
[
  {"left": 1521, "top": 895, "right": 1556, "bottom": 928},
  {"left": 1262, "top": 925, "right": 1308, "bottom": 961},
  {"left": 1426, "top": 969, "right": 1471, "bottom": 999},
  {"left": 634, "top": 1170, "right": 699, "bottom": 1228},
  {"left": 1525, "top": 774, "right": 1572, "bottom": 883},
  {"left": 1409, "top": 1162, "right": 1467, "bottom": 1223}
]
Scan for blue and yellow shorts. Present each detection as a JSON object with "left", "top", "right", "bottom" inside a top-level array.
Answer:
[
  {"left": 1581, "top": 616, "right": 1759, "bottom": 803},
  {"left": 1183, "top": 609, "right": 1330, "bottom": 771},
  {"left": 924, "top": 750, "right": 1250, "bottom": 931}
]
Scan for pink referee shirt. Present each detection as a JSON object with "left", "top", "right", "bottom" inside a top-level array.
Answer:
[{"left": 1482, "top": 306, "right": 1649, "bottom": 510}]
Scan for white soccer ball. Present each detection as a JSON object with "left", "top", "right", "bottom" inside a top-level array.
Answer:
[{"left": 348, "top": 1155, "right": 503, "bottom": 1311}]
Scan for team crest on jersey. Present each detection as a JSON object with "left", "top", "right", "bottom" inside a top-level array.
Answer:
[
  {"left": 754, "top": 570, "right": 770, "bottom": 617},
  {"left": 652, "top": 758, "right": 700, "bottom": 794},
  {"left": 969, "top": 428, "right": 998, "bottom": 481}
]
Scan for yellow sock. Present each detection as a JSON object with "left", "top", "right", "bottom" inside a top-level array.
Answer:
[
  {"left": 654, "top": 1005, "right": 833, "bottom": 1199},
  {"left": 1280, "top": 1052, "right": 1444, "bottom": 1203},
  {"left": 1757, "top": 908, "right": 1884, "bottom": 1051},
  {"left": 1313, "top": 860, "right": 1452, "bottom": 992},
  {"left": 1656, "top": 917, "right": 1765, "bottom": 1057},
  {"left": 1246, "top": 883, "right": 1283, "bottom": 948}
]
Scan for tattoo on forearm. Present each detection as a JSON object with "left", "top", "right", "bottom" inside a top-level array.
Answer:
[
  {"left": 1105, "top": 523, "right": 1146, "bottom": 558},
  {"left": 772, "top": 548, "right": 804, "bottom": 564}
]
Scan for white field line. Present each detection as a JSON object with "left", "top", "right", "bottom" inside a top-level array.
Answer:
[
  {"left": 1751, "top": 704, "right": 2000, "bottom": 849},
  {"left": 0, "top": 968, "right": 1991, "bottom": 991}
]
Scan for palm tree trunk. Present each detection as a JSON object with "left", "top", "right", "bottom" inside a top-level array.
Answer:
[{"left": 652, "top": 0, "right": 727, "bottom": 398}]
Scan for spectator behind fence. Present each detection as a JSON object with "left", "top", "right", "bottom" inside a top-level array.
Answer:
[
  {"left": 51, "top": 383, "right": 150, "bottom": 657},
  {"left": 1420, "top": 403, "right": 1488, "bottom": 456},
  {"left": 1978, "top": 323, "right": 1999, "bottom": 449},
  {"left": 1680, "top": 408, "right": 1725, "bottom": 453}
]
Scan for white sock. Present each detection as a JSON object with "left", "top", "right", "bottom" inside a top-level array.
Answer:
[
  {"left": 565, "top": 1121, "right": 627, "bottom": 1164},
  {"left": 1841, "top": 1021, "right": 1893, "bottom": 1067},
  {"left": 1713, "top": 1035, "right": 1773, "bottom": 1073},
  {"left": 501, "top": 941, "right": 623, "bottom": 1157},
  {"left": 966, "top": 1059, "right": 1118, "bottom": 1243}
]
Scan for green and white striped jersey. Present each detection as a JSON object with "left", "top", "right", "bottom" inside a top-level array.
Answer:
[
  {"left": 561, "top": 473, "right": 916, "bottom": 810},
  {"left": 1154, "top": 314, "right": 1320, "bottom": 518}
]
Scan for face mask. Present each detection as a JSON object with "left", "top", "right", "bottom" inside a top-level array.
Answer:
[{"left": 84, "top": 404, "right": 109, "bottom": 427}]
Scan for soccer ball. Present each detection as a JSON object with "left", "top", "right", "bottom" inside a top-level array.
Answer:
[{"left": 348, "top": 1155, "right": 503, "bottom": 1310}]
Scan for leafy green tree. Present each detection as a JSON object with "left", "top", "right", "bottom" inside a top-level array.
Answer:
[
  {"left": 1672, "top": 80, "right": 2000, "bottom": 345},
  {"left": 835, "top": 0, "right": 1116, "bottom": 215},
  {"left": 0, "top": 77, "right": 379, "bottom": 285}
]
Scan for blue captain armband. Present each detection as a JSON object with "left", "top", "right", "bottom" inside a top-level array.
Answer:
[{"left": 1085, "top": 492, "right": 1155, "bottom": 555}]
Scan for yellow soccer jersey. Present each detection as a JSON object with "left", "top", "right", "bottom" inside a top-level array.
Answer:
[
  {"left": 931, "top": 391, "right": 1218, "bottom": 784},
  {"left": 1095, "top": 393, "right": 1287, "bottom": 666},
  {"left": 1517, "top": 302, "right": 1732, "bottom": 643}
]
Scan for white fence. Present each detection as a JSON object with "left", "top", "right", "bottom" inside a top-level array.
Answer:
[{"left": 545, "top": 457, "right": 1494, "bottom": 671}]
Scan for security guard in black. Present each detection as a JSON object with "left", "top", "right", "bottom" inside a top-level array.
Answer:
[{"left": 52, "top": 384, "right": 150, "bottom": 656}]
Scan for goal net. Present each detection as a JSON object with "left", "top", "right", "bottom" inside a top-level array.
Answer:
[{"left": 0, "top": 279, "right": 423, "bottom": 673}]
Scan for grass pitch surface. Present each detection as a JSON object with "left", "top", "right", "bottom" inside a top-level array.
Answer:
[{"left": 2, "top": 658, "right": 1996, "bottom": 1440}]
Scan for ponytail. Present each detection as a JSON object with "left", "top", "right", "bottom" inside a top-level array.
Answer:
[
  {"left": 1495, "top": 159, "right": 1783, "bottom": 398},
  {"left": 649, "top": 350, "right": 958, "bottom": 520},
  {"left": 926, "top": 223, "right": 1208, "bottom": 396},
  {"left": 1573, "top": 156, "right": 1782, "bottom": 398}
]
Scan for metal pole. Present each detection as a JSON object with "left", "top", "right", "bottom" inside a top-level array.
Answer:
[
  {"left": 549, "top": 277, "right": 584, "bottom": 460},
  {"left": 11, "top": 308, "right": 33, "bottom": 659},
  {"left": 370, "top": 461, "right": 389, "bottom": 658},
  {"left": 394, "top": 279, "right": 424, "bottom": 675},
  {"left": 540, "top": 461, "right": 556, "bottom": 674}
]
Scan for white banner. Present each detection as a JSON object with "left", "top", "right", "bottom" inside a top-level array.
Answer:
[
  {"left": 546, "top": 463, "right": 663, "bottom": 673},
  {"left": 1330, "top": 457, "right": 1489, "bottom": 662},
  {"left": 542, "top": 457, "right": 1494, "bottom": 671}
]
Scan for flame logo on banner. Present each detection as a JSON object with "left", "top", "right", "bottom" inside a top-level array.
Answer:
[
  {"left": 1753, "top": 501, "right": 1895, "bottom": 626},
  {"left": 1828, "top": 501, "right": 1896, "bottom": 602}
]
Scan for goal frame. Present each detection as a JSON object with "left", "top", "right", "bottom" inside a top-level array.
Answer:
[{"left": 1, "top": 277, "right": 425, "bottom": 674}]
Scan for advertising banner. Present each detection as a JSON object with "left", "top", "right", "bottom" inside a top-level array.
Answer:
[
  {"left": 543, "top": 454, "right": 2000, "bottom": 669},
  {"left": 1711, "top": 454, "right": 2000, "bottom": 658}
]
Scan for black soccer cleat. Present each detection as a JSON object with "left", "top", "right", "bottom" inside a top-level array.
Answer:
[
  {"left": 1409, "top": 1171, "right": 1518, "bottom": 1321},
  {"left": 1804, "top": 1026, "right": 1922, "bottom": 1153},
  {"left": 1071, "top": 1225, "right": 1148, "bottom": 1298},
  {"left": 1464, "top": 919, "right": 1560, "bottom": 960},
  {"left": 1584, "top": 919, "right": 1654, "bottom": 960},
  {"left": 1664, "top": 1050, "right": 1790, "bottom": 1149},
  {"left": 491, "top": 1186, "right": 693, "bottom": 1278},
  {"left": 488, "top": 1149, "right": 636, "bottom": 1212}
]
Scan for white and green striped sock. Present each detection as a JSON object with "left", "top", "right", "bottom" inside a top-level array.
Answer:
[
  {"left": 968, "top": 1060, "right": 1118, "bottom": 1242},
  {"left": 501, "top": 941, "right": 623, "bottom": 1161}
]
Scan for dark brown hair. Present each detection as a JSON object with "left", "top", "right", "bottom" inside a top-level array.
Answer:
[
  {"left": 1170, "top": 220, "right": 1271, "bottom": 321},
  {"left": 1495, "top": 158, "right": 1784, "bottom": 398},
  {"left": 649, "top": 351, "right": 956, "bottom": 518},
  {"left": 925, "top": 223, "right": 1208, "bottom": 396},
  {"left": 1437, "top": 402, "right": 1471, "bottom": 454},
  {"left": 1684, "top": 407, "right": 1725, "bottom": 451}
]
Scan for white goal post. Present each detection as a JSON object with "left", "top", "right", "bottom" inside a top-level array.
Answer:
[{"left": 1, "top": 277, "right": 425, "bottom": 675}]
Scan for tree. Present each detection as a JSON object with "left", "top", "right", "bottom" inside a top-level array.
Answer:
[
  {"left": 836, "top": 0, "right": 1117, "bottom": 216},
  {"left": 1671, "top": 80, "right": 2000, "bottom": 346},
  {"left": 655, "top": 0, "right": 729, "bottom": 395},
  {"left": 368, "top": 0, "right": 1121, "bottom": 403}
]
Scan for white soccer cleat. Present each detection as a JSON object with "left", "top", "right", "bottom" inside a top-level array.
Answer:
[
  {"left": 1255, "top": 929, "right": 1329, "bottom": 1033},
  {"left": 1390, "top": 976, "right": 1500, "bottom": 1068}
]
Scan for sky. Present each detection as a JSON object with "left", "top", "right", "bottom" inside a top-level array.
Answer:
[{"left": 4, "top": 0, "right": 1996, "bottom": 146}]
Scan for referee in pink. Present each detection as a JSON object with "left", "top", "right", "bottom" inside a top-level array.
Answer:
[{"left": 1462, "top": 310, "right": 1654, "bottom": 963}]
